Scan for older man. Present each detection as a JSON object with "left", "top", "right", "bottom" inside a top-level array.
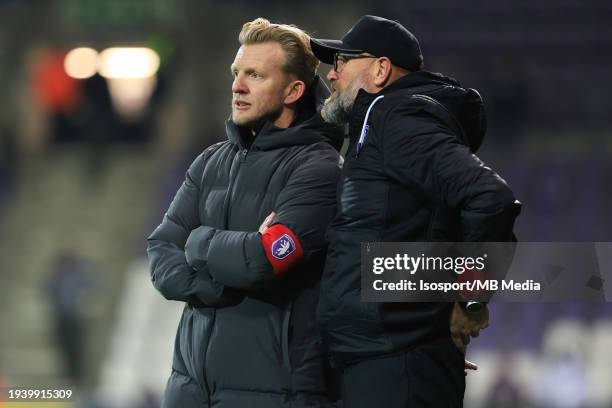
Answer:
[
  {"left": 148, "top": 18, "right": 342, "bottom": 408},
  {"left": 311, "top": 15, "right": 520, "bottom": 407}
]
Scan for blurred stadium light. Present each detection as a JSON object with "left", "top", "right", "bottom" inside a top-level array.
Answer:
[
  {"left": 97, "top": 47, "right": 159, "bottom": 79},
  {"left": 64, "top": 47, "right": 98, "bottom": 80}
]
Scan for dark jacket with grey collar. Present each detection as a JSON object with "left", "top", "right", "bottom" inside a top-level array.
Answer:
[
  {"left": 319, "top": 71, "right": 521, "bottom": 367},
  {"left": 147, "top": 77, "right": 343, "bottom": 408}
]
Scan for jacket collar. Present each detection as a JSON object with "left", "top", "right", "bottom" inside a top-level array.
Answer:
[
  {"left": 351, "top": 71, "right": 460, "bottom": 115},
  {"left": 348, "top": 71, "right": 461, "bottom": 132}
]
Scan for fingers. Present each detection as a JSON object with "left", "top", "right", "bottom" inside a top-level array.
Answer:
[
  {"left": 450, "top": 302, "right": 488, "bottom": 352},
  {"left": 464, "top": 360, "right": 478, "bottom": 370},
  {"left": 464, "top": 359, "right": 478, "bottom": 376},
  {"left": 258, "top": 211, "right": 277, "bottom": 233},
  {"left": 451, "top": 335, "right": 461, "bottom": 348}
]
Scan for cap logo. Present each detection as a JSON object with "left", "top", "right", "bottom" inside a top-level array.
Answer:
[{"left": 271, "top": 234, "right": 296, "bottom": 260}]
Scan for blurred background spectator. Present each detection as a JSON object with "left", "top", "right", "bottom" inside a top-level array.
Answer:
[
  {"left": 483, "top": 353, "right": 524, "bottom": 408},
  {"left": 0, "top": 1, "right": 611, "bottom": 407},
  {"left": 46, "top": 252, "right": 95, "bottom": 389}
]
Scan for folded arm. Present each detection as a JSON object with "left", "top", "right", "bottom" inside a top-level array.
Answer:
[
  {"left": 184, "top": 145, "right": 341, "bottom": 294},
  {"left": 147, "top": 145, "right": 242, "bottom": 306}
]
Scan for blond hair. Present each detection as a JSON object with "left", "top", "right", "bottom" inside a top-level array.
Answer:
[{"left": 239, "top": 18, "right": 319, "bottom": 87}]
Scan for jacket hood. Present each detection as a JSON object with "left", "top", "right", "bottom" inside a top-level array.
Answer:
[
  {"left": 382, "top": 71, "right": 487, "bottom": 152},
  {"left": 226, "top": 76, "right": 344, "bottom": 152}
]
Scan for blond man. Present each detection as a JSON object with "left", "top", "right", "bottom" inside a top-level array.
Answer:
[{"left": 147, "top": 18, "right": 342, "bottom": 408}]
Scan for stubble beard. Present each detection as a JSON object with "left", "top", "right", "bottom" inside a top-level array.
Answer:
[
  {"left": 232, "top": 103, "right": 283, "bottom": 133},
  {"left": 321, "top": 75, "right": 367, "bottom": 126}
]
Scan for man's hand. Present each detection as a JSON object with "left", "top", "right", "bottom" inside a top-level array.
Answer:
[
  {"left": 450, "top": 302, "right": 489, "bottom": 354},
  {"left": 465, "top": 359, "right": 478, "bottom": 374},
  {"left": 258, "top": 212, "right": 277, "bottom": 233}
]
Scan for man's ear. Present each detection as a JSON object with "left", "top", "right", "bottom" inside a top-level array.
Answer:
[
  {"left": 372, "top": 57, "right": 393, "bottom": 88},
  {"left": 284, "top": 80, "right": 306, "bottom": 105}
]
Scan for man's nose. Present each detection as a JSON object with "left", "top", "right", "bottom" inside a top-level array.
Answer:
[
  {"left": 326, "top": 67, "right": 338, "bottom": 82},
  {"left": 232, "top": 75, "right": 247, "bottom": 94}
]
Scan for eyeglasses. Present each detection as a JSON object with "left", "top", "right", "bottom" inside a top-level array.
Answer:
[{"left": 333, "top": 52, "right": 377, "bottom": 73}]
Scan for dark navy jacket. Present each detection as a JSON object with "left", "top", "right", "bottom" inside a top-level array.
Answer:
[{"left": 319, "top": 71, "right": 521, "bottom": 367}]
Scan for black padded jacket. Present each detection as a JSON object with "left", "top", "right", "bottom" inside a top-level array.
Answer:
[{"left": 318, "top": 71, "right": 521, "bottom": 367}]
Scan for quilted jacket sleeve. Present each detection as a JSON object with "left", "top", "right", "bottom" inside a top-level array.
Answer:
[{"left": 147, "top": 145, "right": 242, "bottom": 306}]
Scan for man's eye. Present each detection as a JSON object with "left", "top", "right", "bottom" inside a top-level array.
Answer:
[{"left": 250, "top": 72, "right": 260, "bottom": 78}]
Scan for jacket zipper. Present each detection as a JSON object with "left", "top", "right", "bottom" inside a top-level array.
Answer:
[
  {"left": 281, "top": 303, "right": 292, "bottom": 372},
  {"left": 202, "top": 146, "right": 247, "bottom": 397}
]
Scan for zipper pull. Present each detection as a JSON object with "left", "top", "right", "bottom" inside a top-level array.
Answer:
[{"left": 356, "top": 95, "right": 385, "bottom": 157}]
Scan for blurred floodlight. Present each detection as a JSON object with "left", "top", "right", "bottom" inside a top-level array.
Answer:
[
  {"left": 64, "top": 47, "right": 98, "bottom": 79},
  {"left": 98, "top": 47, "right": 160, "bottom": 79},
  {"left": 107, "top": 77, "right": 157, "bottom": 120}
]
